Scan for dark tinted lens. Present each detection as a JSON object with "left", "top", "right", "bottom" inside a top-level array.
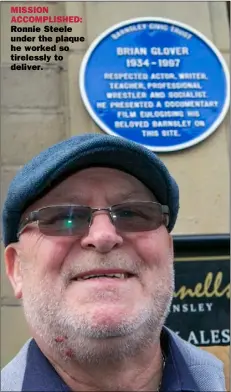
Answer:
[
  {"left": 111, "top": 202, "right": 165, "bottom": 232},
  {"left": 38, "top": 206, "right": 91, "bottom": 236}
]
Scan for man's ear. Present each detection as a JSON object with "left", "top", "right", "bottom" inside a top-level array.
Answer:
[{"left": 4, "top": 244, "right": 23, "bottom": 299}]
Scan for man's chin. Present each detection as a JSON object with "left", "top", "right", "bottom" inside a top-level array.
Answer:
[{"left": 74, "top": 318, "right": 137, "bottom": 339}]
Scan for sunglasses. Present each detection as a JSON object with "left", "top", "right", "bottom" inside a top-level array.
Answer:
[{"left": 17, "top": 202, "right": 169, "bottom": 238}]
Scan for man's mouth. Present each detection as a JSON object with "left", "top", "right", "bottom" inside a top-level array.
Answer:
[
  {"left": 72, "top": 273, "right": 133, "bottom": 281},
  {"left": 71, "top": 269, "right": 135, "bottom": 282}
]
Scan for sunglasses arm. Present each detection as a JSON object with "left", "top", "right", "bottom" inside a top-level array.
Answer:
[
  {"left": 17, "top": 211, "right": 38, "bottom": 239},
  {"left": 161, "top": 205, "right": 170, "bottom": 229}
]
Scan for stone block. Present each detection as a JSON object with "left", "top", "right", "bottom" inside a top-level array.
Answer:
[
  {"left": 1, "top": 241, "right": 16, "bottom": 300},
  {"left": 1, "top": 65, "right": 61, "bottom": 108},
  {"left": 1, "top": 111, "right": 66, "bottom": 165},
  {"left": 1, "top": 166, "right": 21, "bottom": 216},
  {"left": 67, "top": 53, "right": 94, "bottom": 135},
  {"left": 65, "top": 2, "right": 87, "bottom": 51},
  {"left": 209, "top": 2, "right": 230, "bottom": 51},
  {"left": 85, "top": 2, "right": 213, "bottom": 43},
  {"left": 1, "top": 306, "right": 31, "bottom": 368}
]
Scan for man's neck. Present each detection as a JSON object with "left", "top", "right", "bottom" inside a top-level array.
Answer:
[{"left": 45, "top": 342, "right": 163, "bottom": 391}]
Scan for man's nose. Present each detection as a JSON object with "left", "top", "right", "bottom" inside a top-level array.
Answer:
[{"left": 80, "top": 212, "right": 123, "bottom": 253}]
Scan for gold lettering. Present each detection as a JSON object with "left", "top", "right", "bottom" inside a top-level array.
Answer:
[
  {"left": 214, "top": 272, "right": 230, "bottom": 298},
  {"left": 194, "top": 283, "right": 204, "bottom": 297},
  {"left": 174, "top": 272, "right": 230, "bottom": 300},
  {"left": 203, "top": 272, "right": 213, "bottom": 297}
]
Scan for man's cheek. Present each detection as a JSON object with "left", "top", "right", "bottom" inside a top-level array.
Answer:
[
  {"left": 38, "top": 238, "right": 74, "bottom": 268},
  {"left": 20, "top": 234, "right": 44, "bottom": 259},
  {"left": 134, "top": 237, "right": 163, "bottom": 265}
]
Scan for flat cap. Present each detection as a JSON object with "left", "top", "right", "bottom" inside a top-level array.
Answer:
[{"left": 2, "top": 133, "right": 179, "bottom": 246}]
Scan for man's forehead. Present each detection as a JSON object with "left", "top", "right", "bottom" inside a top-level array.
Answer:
[
  {"left": 62, "top": 166, "right": 143, "bottom": 181},
  {"left": 22, "top": 167, "right": 155, "bottom": 214},
  {"left": 49, "top": 167, "right": 152, "bottom": 192}
]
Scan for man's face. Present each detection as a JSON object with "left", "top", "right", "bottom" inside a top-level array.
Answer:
[{"left": 6, "top": 167, "right": 174, "bottom": 364}]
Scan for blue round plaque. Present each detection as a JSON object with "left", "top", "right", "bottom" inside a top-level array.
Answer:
[{"left": 79, "top": 18, "right": 230, "bottom": 152}]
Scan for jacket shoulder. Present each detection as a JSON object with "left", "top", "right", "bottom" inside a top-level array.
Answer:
[
  {"left": 168, "top": 328, "right": 223, "bottom": 367},
  {"left": 1, "top": 339, "right": 32, "bottom": 392},
  {"left": 165, "top": 327, "right": 226, "bottom": 391}
]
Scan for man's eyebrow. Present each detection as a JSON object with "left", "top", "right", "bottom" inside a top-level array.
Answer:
[
  {"left": 52, "top": 194, "right": 85, "bottom": 204},
  {"left": 114, "top": 190, "right": 153, "bottom": 199},
  {"left": 110, "top": 190, "right": 157, "bottom": 204},
  {"left": 51, "top": 190, "right": 155, "bottom": 204}
]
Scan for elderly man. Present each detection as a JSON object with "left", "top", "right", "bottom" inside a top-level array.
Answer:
[{"left": 1, "top": 133, "right": 225, "bottom": 391}]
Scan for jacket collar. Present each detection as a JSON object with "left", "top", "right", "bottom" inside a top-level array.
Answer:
[
  {"left": 22, "top": 327, "right": 199, "bottom": 392},
  {"left": 161, "top": 327, "right": 199, "bottom": 392}
]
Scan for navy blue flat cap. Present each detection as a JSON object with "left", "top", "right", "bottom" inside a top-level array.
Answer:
[{"left": 2, "top": 133, "right": 179, "bottom": 247}]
